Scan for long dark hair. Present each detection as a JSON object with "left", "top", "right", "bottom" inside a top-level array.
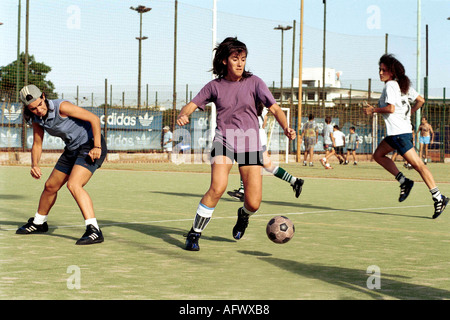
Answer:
[
  {"left": 379, "top": 54, "right": 411, "bottom": 94},
  {"left": 212, "top": 37, "right": 253, "bottom": 79}
]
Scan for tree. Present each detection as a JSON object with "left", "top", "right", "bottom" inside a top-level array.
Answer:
[{"left": 0, "top": 53, "right": 57, "bottom": 102}]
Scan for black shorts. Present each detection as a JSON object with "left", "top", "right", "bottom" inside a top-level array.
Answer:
[
  {"left": 210, "top": 141, "right": 263, "bottom": 167},
  {"left": 55, "top": 135, "right": 108, "bottom": 175},
  {"left": 335, "top": 146, "right": 344, "bottom": 154}
]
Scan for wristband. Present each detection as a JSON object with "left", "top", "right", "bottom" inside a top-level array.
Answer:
[{"left": 94, "top": 146, "right": 102, "bottom": 149}]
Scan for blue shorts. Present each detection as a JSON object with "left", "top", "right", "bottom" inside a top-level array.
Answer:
[
  {"left": 210, "top": 141, "right": 263, "bottom": 167},
  {"left": 419, "top": 136, "right": 431, "bottom": 145},
  {"left": 384, "top": 133, "right": 414, "bottom": 156},
  {"left": 55, "top": 135, "right": 108, "bottom": 175}
]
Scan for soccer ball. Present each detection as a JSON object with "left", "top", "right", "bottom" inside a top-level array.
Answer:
[{"left": 266, "top": 216, "right": 295, "bottom": 244}]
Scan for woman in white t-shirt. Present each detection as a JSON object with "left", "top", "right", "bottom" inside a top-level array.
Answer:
[{"left": 364, "top": 54, "right": 447, "bottom": 219}]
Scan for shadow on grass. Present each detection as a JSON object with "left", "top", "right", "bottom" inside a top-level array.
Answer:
[
  {"left": 0, "top": 194, "right": 26, "bottom": 200},
  {"left": 148, "top": 191, "right": 431, "bottom": 219},
  {"left": 100, "top": 219, "right": 235, "bottom": 250},
  {"left": 253, "top": 256, "right": 450, "bottom": 300}
]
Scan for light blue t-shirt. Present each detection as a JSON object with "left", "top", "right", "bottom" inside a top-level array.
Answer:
[
  {"left": 33, "top": 99, "right": 93, "bottom": 150},
  {"left": 163, "top": 131, "right": 173, "bottom": 149}
]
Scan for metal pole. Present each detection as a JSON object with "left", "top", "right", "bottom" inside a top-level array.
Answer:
[
  {"left": 415, "top": 0, "right": 421, "bottom": 151},
  {"left": 385, "top": 33, "right": 388, "bottom": 54},
  {"left": 297, "top": 0, "right": 304, "bottom": 162},
  {"left": 104, "top": 79, "right": 108, "bottom": 139},
  {"left": 138, "top": 12, "right": 142, "bottom": 108},
  {"left": 24, "top": 0, "right": 29, "bottom": 86},
  {"left": 280, "top": 29, "right": 284, "bottom": 107},
  {"left": 16, "top": 0, "right": 21, "bottom": 102},
  {"left": 274, "top": 25, "right": 292, "bottom": 108},
  {"left": 322, "top": 0, "right": 326, "bottom": 108},
  {"left": 210, "top": 0, "right": 217, "bottom": 144},
  {"left": 290, "top": 20, "right": 296, "bottom": 110},
  {"left": 130, "top": 6, "right": 151, "bottom": 109},
  {"left": 173, "top": 0, "right": 178, "bottom": 130}
]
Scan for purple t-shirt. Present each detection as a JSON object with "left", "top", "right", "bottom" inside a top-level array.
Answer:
[{"left": 192, "top": 75, "right": 276, "bottom": 153}]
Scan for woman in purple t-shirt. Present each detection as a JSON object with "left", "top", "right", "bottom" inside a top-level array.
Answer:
[{"left": 177, "top": 37, "right": 296, "bottom": 251}]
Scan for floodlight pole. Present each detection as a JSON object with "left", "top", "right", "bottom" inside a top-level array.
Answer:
[
  {"left": 274, "top": 25, "right": 292, "bottom": 108},
  {"left": 16, "top": 0, "right": 21, "bottom": 102},
  {"left": 130, "top": 5, "right": 151, "bottom": 109}
]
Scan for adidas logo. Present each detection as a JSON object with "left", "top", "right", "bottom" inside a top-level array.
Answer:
[
  {"left": 138, "top": 113, "right": 154, "bottom": 127},
  {"left": 89, "top": 233, "right": 99, "bottom": 241},
  {"left": 26, "top": 225, "right": 37, "bottom": 233},
  {"left": 2, "top": 104, "right": 22, "bottom": 121}
]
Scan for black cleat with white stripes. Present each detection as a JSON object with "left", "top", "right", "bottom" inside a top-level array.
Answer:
[
  {"left": 16, "top": 217, "right": 48, "bottom": 234},
  {"left": 76, "top": 224, "right": 104, "bottom": 245}
]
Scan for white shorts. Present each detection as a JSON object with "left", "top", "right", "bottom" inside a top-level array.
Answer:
[{"left": 260, "top": 128, "right": 268, "bottom": 150}]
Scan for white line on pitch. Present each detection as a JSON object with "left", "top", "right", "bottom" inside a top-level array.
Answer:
[{"left": 1, "top": 204, "right": 431, "bottom": 232}]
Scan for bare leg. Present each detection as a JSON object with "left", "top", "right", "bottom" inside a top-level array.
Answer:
[
  {"left": 239, "top": 165, "right": 263, "bottom": 212},
  {"left": 200, "top": 156, "right": 233, "bottom": 208},
  {"left": 373, "top": 140, "right": 398, "bottom": 176},
  {"left": 37, "top": 168, "right": 69, "bottom": 215},
  {"left": 66, "top": 165, "right": 96, "bottom": 220}
]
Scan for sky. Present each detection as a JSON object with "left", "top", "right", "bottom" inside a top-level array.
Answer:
[{"left": 1, "top": 0, "right": 449, "bottom": 105}]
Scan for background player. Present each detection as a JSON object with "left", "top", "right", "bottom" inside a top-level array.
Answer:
[
  {"left": 417, "top": 116, "right": 434, "bottom": 165},
  {"left": 227, "top": 104, "right": 304, "bottom": 200}
]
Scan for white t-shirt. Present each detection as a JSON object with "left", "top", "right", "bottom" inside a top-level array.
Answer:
[
  {"left": 378, "top": 80, "right": 412, "bottom": 136},
  {"left": 401, "top": 86, "right": 419, "bottom": 126},
  {"left": 323, "top": 123, "right": 334, "bottom": 145},
  {"left": 332, "top": 130, "right": 345, "bottom": 147}
]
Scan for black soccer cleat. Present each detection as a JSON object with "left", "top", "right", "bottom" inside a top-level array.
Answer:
[
  {"left": 432, "top": 195, "right": 449, "bottom": 219},
  {"left": 292, "top": 178, "right": 305, "bottom": 198},
  {"left": 232, "top": 208, "right": 249, "bottom": 240},
  {"left": 76, "top": 224, "right": 104, "bottom": 245},
  {"left": 227, "top": 189, "right": 244, "bottom": 202},
  {"left": 16, "top": 217, "right": 48, "bottom": 234},
  {"left": 399, "top": 179, "right": 414, "bottom": 202},
  {"left": 184, "top": 229, "right": 201, "bottom": 251}
]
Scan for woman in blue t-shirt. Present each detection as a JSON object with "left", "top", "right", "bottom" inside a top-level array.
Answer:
[{"left": 16, "top": 84, "right": 107, "bottom": 245}]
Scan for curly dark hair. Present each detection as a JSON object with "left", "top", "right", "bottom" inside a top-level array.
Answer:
[
  {"left": 379, "top": 54, "right": 411, "bottom": 94},
  {"left": 212, "top": 37, "right": 252, "bottom": 80}
]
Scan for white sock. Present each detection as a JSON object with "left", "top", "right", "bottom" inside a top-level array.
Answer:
[
  {"left": 193, "top": 202, "right": 214, "bottom": 233},
  {"left": 242, "top": 205, "right": 257, "bottom": 216},
  {"left": 85, "top": 218, "right": 100, "bottom": 231},
  {"left": 33, "top": 212, "right": 48, "bottom": 225}
]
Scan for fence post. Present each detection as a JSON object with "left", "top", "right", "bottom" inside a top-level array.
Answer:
[
  {"left": 441, "top": 87, "right": 447, "bottom": 162},
  {"left": 104, "top": 79, "right": 108, "bottom": 140}
]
